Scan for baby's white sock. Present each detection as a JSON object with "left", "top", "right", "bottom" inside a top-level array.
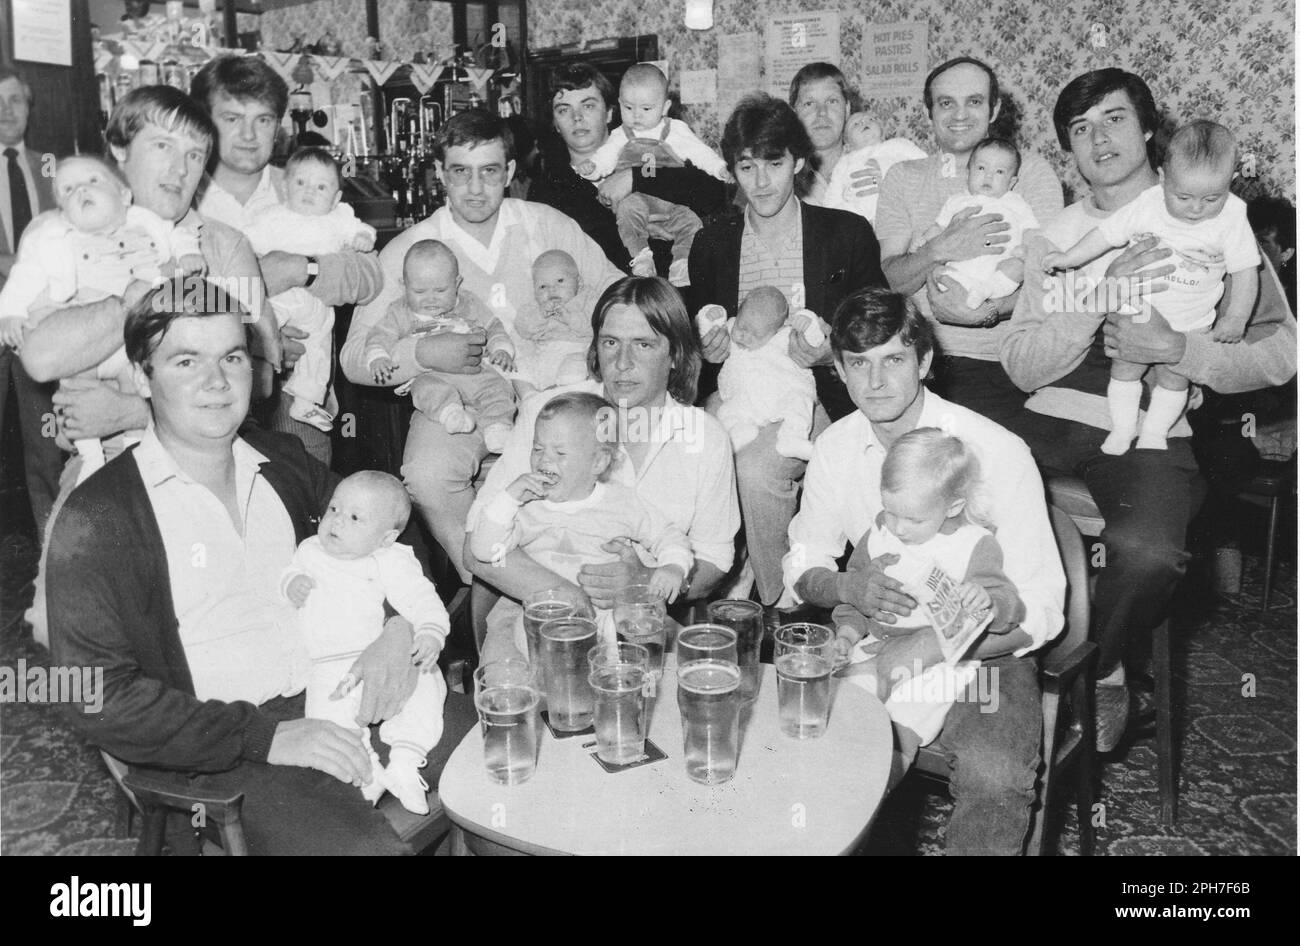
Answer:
[
  {"left": 1101, "top": 379, "right": 1142, "bottom": 455},
  {"left": 1136, "top": 385, "right": 1188, "bottom": 451}
]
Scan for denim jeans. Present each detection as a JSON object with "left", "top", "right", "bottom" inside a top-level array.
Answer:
[
  {"left": 733, "top": 405, "right": 830, "bottom": 605},
  {"left": 401, "top": 409, "right": 489, "bottom": 583},
  {"left": 1011, "top": 411, "right": 1202, "bottom": 676},
  {"left": 928, "top": 653, "right": 1042, "bottom": 855}
]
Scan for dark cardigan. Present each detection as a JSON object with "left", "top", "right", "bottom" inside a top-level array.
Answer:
[
  {"left": 687, "top": 200, "right": 886, "bottom": 420},
  {"left": 47, "top": 426, "right": 337, "bottom": 773}
]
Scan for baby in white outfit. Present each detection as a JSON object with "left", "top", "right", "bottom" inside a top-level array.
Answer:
[
  {"left": 511, "top": 249, "right": 594, "bottom": 391},
  {"left": 243, "top": 147, "right": 377, "bottom": 432},
  {"left": 823, "top": 112, "right": 925, "bottom": 223},
  {"left": 281, "top": 471, "right": 449, "bottom": 816},
  {"left": 702, "top": 286, "right": 817, "bottom": 461},
  {"left": 927, "top": 138, "right": 1039, "bottom": 309},
  {"left": 0, "top": 155, "right": 206, "bottom": 481}
]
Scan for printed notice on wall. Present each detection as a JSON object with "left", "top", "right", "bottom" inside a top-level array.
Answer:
[
  {"left": 717, "top": 32, "right": 760, "bottom": 121},
  {"left": 13, "top": 0, "right": 73, "bottom": 66},
  {"left": 765, "top": 12, "right": 840, "bottom": 99},
  {"left": 680, "top": 69, "right": 717, "bottom": 107},
  {"left": 861, "top": 20, "right": 928, "bottom": 99}
]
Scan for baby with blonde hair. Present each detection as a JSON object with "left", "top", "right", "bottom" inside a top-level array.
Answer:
[{"left": 835, "top": 427, "right": 1025, "bottom": 755}]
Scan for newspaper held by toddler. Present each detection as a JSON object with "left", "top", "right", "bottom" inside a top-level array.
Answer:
[{"left": 889, "top": 550, "right": 994, "bottom": 664}]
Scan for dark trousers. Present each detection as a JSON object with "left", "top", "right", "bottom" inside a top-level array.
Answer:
[
  {"left": 0, "top": 349, "right": 64, "bottom": 534},
  {"left": 1012, "top": 411, "right": 1203, "bottom": 676},
  {"left": 153, "top": 690, "right": 478, "bottom": 855},
  {"left": 930, "top": 654, "right": 1043, "bottom": 855},
  {"left": 930, "top": 355, "right": 1029, "bottom": 431}
]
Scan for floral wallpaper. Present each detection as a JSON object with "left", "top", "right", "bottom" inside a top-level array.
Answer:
[
  {"left": 257, "top": 0, "right": 455, "bottom": 63},
  {"left": 245, "top": 0, "right": 1295, "bottom": 201},
  {"left": 526, "top": 0, "right": 1296, "bottom": 203}
]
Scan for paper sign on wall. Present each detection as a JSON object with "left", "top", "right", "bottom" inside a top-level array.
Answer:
[
  {"left": 680, "top": 69, "right": 717, "bottom": 106},
  {"left": 765, "top": 12, "right": 840, "bottom": 99},
  {"left": 13, "top": 0, "right": 73, "bottom": 67},
  {"left": 861, "top": 20, "right": 929, "bottom": 99},
  {"left": 717, "top": 32, "right": 760, "bottom": 120}
]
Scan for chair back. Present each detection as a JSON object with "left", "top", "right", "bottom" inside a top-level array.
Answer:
[{"left": 1046, "top": 505, "right": 1091, "bottom": 658}]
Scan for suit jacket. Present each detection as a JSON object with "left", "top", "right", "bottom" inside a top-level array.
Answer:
[
  {"left": 688, "top": 200, "right": 885, "bottom": 420},
  {"left": 0, "top": 144, "right": 55, "bottom": 258}
]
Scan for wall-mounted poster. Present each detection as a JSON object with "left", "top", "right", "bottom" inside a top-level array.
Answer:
[
  {"left": 13, "top": 0, "right": 73, "bottom": 67},
  {"left": 765, "top": 12, "right": 840, "bottom": 100},
  {"left": 717, "top": 32, "right": 760, "bottom": 120},
  {"left": 861, "top": 20, "right": 929, "bottom": 99},
  {"left": 680, "top": 69, "right": 717, "bottom": 107}
]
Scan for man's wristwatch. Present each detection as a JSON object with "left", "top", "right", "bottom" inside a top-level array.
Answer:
[{"left": 304, "top": 256, "right": 320, "bottom": 288}]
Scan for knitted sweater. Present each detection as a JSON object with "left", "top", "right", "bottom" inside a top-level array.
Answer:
[{"left": 47, "top": 425, "right": 337, "bottom": 773}]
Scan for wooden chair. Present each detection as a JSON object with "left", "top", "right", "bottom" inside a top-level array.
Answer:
[
  {"left": 101, "top": 588, "right": 475, "bottom": 855},
  {"left": 1237, "top": 460, "right": 1295, "bottom": 612},
  {"left": 1046, "top": 475, "right": 1176, "bottom": 824},
  {"left": 911, "top": 505, "right": 1099, "bottom": 855}
]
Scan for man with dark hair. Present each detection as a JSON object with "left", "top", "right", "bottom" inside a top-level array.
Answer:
[
  {"left": 875, "top": 56, "right": 1064, "bottom": 427},
  {"left": 341, "top": 109, "right": 623, "bottom": 584},
  {"left": 688, "top": 92, "right": 884, "bottom": 607},
  {"left": 192, "top": 54, "right": 382, "bottom": 464},
  {"left": 528, "top": 62, "right": 726, "bottom": 271},
  {"left": 1247, "top": 195, "right": 1296, "bottom": 312},
  {"left": 46, "top": 277, "right": 472, "bottom": 855},
  {"left": 1001, "top": 68, "right": 1297, "bottom": 751},
  {"left": 0, "top": 65, "right": 61, "bottom": 535},
  {"left": 784, "top": 286, "right": 1065, "bottom": 855}
]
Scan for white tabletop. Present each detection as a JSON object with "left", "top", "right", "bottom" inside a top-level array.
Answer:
[{"left": 439, "top": 662, "right": 893, "bottom": 855}]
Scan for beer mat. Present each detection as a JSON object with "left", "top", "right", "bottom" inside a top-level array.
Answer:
[
  {"left": 540, "top": 711, "right": 594, "bottom": 739},
  {"left": 588, "top": 739, "right": 667, "bottom": 773}
]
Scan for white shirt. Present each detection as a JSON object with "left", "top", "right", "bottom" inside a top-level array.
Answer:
[
  {"left": 783, "top": 389, "right": 1065, "bottom": 654},
  {"left": 1, "top": 141, "right": 40, "bottom": 253},
  {"left": 468, "top": 381, "right": 740, "bottom": 574},
  {"left": 196, "top": 165, "right": 285, "bottom": 231},
  {"left": 341, "top": 198, "right": 623, "bottom": 386},
  {"left": 134, "top": 428, "right": 307, "bottom": 704}
]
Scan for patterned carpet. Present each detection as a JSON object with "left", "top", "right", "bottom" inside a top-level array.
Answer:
[{"left": 1, "top": 425, "right": 1294, "bottom": 855}]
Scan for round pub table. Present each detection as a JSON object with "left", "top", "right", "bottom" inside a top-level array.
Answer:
[{"left": 439, "top": 661, "right": 893, "bottom": 855}]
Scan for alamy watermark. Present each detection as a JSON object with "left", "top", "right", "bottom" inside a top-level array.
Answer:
[
  {"left": 0, "top": 659, "right": 104, "bottom": 713},
  {"left": 1042, "top": 271, "right": 1154, "bottom": 322}
]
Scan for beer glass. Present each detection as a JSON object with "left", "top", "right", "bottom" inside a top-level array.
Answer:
[
  {"left": 613, "top": 583, "right": 667, "bottom": 678},
  {"left": 676, "top": 624, "right": 739, "bottom": 664},
  {"left": 539, "top": 617, "right": 598, "bottom": 731},
  {"left": 523, "top": 586, "right": 592, "bottom": 669},
  {"left": 774, "top": 623, "right": 836, "bottom": 739},
  {"left": 707, "top": 599, "right": 764, "bottom": 702},
  {"left": 473, "top": 660, "right": 542, "bottom": 785},
  {"left": 588, "top": 642, "right": 651, "bottom": 765},
  {"left": 676, "top": 659, "right": 742, "bottom": 784}
]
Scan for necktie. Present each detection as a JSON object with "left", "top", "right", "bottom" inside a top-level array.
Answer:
[{"left": 6, "top": 147, "right": 32, "bottom": 250}]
